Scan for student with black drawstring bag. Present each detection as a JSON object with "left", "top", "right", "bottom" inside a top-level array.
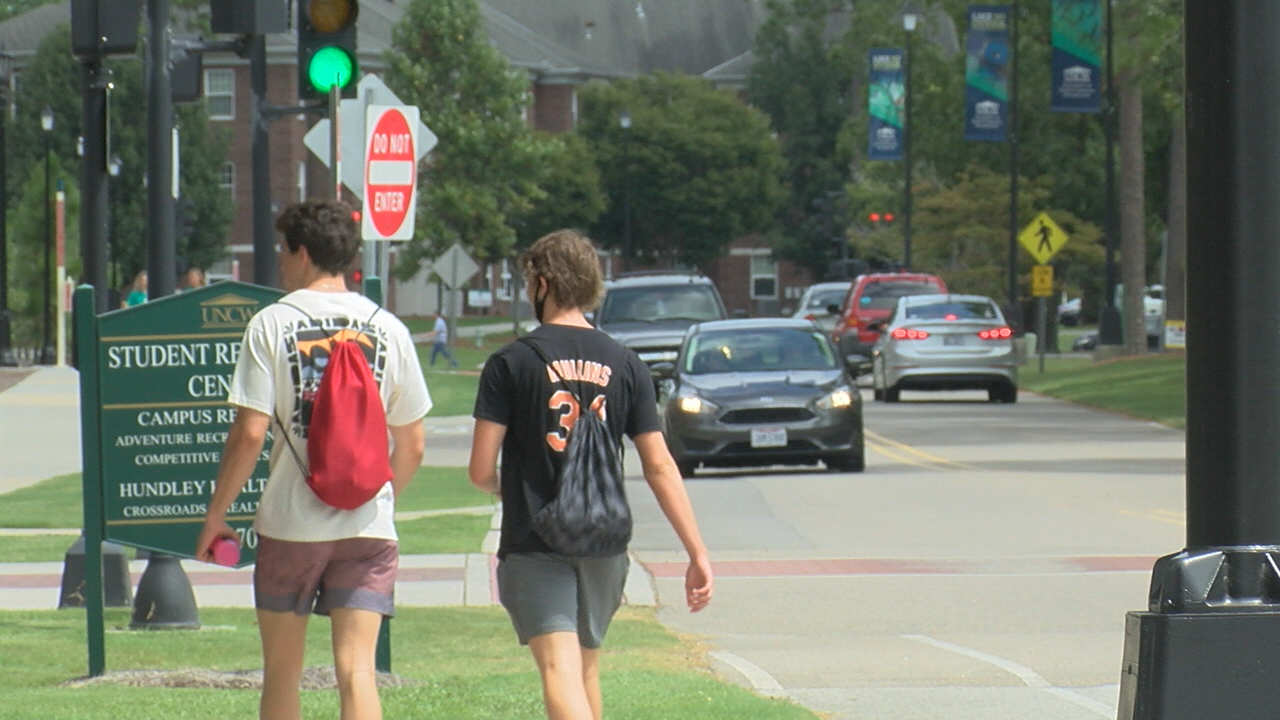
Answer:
[{"left": 469, "top": 229, "right": 714, "bottom": 718}]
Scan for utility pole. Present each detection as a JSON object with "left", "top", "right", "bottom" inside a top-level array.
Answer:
[
  {"left": 145, "top": 0, "right": 175, "bottom": 299},
  {"left": 1117, "top": 3, "right": 1280, "bottom": 717}
]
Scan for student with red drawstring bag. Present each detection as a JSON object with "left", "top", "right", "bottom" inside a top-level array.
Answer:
[{"left": 194, "top": 200, "right": 431, "bottom": 720}]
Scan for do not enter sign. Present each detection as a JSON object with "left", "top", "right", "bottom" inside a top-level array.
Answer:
[{"left": 362, "top": 105, "right": 420, "bottom": 240}]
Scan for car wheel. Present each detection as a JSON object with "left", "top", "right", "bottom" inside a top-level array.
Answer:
[
  {"left": 677, "top": 459, "right": 697, "bottom": 478},
  {"left": 873, "top": 386, "right": 884, "bottom": 401},
  {"left": 884, "top": 386, "right": 900, "bottom": 403},
  {"left": 1003, "top": 385, "right": 1019, "bottom": 403},
  {"left": 988, "top": 386, "right": 1002, "bottom": 403}
]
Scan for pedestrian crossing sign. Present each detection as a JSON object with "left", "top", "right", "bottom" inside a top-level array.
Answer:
[{"left": 1018, "top": 212, "right": 1069, "bottom": 264}]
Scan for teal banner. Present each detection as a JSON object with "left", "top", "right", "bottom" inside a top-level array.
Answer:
[
  {"left": 964, "top": 5, "right": 1011, "bottom": 142},
  {"left": 868, "top": 48, "right": 905, "bottom": 161},
  {"left": 1051, "top": 0, "right": 1102, "bottom": 112}
]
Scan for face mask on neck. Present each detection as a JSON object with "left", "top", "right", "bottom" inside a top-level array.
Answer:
[{"left": 534, "top": 284, "right": 547, "bottom": 323}]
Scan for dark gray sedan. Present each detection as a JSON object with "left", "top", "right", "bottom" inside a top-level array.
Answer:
[{"left": 654, "top": 318, "right": 865, "bottom": 477}]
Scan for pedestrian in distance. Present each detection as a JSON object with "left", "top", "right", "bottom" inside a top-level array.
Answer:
[
  {"left": 184, "top": 265, "right": 206, "bottom": 291},
  {"left": 469, "top": 229, "right": 714, "bottom": 720},
  {"left": 124, "top": 270, "right": 148, "bottom": 307},
  {"left": 427, "top": 309, "right": 459, "bottom": 368},
  {"left": 196, "top": 199, "right": 431, "bottom": 720}
]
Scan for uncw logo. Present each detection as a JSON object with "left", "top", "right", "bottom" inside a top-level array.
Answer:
[{"left": 200, "top": 293, "right": 262, "bottom": 330}]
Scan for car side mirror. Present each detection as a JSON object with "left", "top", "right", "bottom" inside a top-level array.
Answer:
[
  {"left": 866, "top": 321, "right": 886, "bottom": 333},
  {"left": 827, "top": 303, "right": 841, "bottom": 315},
  {"left": 731, "top": 309, "right": 749, "bottom": 319},
  {"left": 844, "top": 353, "right": 870, "bottom": 372},
  {"left": 650, "top": 361, "right": 676, "bottom": 380}
]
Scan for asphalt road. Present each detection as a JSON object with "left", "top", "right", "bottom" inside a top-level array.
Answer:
[{"left": 628, "top": 388, "right": 1186, "bottom": 720}]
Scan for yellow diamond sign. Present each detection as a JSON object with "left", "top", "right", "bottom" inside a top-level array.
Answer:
[{"left": 1018, "top": 212, "right": 1069, "bottom": 264}]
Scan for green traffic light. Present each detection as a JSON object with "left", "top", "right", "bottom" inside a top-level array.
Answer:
[{"left": 307, "top": 46, "right": 356, "bottom": 93}]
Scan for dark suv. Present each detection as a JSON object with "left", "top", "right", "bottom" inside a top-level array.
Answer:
[{"left": 595, "top": 273, "right": 729, "bottom": 374}]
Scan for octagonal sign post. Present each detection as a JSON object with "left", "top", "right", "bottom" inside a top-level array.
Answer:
[{"left": 362, "top": 105, "right": 419, "bottom": 241}]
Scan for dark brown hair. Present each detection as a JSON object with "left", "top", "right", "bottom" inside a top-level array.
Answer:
[{"left": 274, "top": 200, "right": 361, "bottom": 275}]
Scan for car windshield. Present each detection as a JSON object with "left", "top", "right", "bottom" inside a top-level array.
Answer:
[
  {"left": 600, "top": 285, "right": 723, "bottom": 324},
  {"left": 804, "top": 288, "right": 848, "bottom": 311},
  {"left": 904, "top": 301, "right": 1000, "bottom": 321},
  {"left": 859, "top": 281, "right": 941, "bottom": 311},
  {"left": 684, "top": 328, "right": 838, "bottom": 374}
]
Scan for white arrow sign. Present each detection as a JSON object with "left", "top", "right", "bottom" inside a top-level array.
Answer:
[{"left": 303, "top": 74, "right": 438, "bottom": 196}]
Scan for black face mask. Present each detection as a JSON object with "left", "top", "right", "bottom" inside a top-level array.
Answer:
[{"left": 534, "top": 283, "right": 547, "bottom": 324}]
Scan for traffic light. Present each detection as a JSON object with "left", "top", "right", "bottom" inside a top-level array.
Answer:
[
  {"left": 868, "top": 212, "right": 896, "bottom": 226},
  {"left": 297, "top": 0, "right": 360, "bottom": 101}
]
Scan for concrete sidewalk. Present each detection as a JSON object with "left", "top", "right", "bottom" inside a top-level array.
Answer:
[{"left": 0, "top": 366, "right": 656, "bottom": 612}]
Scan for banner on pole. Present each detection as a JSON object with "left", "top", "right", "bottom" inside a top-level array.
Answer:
[
  {"left": 867, "top": 49, "right": 905, "bottom": 161},
  {"left": 964, "top": 5, "right": 1011, "bottom": 142},
  {"left": 1050, "top": 0, "right": 1102, "bottom": 112}
]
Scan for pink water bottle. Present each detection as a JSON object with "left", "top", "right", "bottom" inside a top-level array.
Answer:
[{"left": 211, "top": 536, "right": 240, "bottom": 567}]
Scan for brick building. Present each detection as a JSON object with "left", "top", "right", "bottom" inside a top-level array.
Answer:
[{"left": 0, "top": 0, "right": 819, "bottom": 318}]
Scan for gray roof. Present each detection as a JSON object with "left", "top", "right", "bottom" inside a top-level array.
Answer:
[{"left": 0, "top": 0, "right": 767, "bottom": 80}]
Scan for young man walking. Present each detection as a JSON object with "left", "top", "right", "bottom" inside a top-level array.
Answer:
[
  {"left": 428, "top": 310, "right": 459, "bottom": 368},
  {"left": 469, "top": 229, "right": 713, "bottom": 720},
  {"left": 196, "top": 199, "right": 431, "bottom": 720}
]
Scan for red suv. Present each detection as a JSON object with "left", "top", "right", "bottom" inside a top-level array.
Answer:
[{"left": 831, "top": 272, "right": 948, "bottom": 364}]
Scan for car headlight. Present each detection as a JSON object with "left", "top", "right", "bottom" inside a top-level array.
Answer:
[
  {"left": 815, "top": 389, "right": 854, "bottom": 410},
  {"left": 677, "top": 395, "right": 719, "bottom": 414}
]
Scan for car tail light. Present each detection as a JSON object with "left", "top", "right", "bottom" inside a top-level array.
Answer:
[
  {"left": 891, "top": 328, "right": 929, "bottom": 340},
  {"left": 978, "top": 327, "right": 1014, "bottom": 340}
]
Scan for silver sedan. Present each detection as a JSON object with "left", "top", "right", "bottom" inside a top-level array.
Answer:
[{"left": 871, "top": 294, "right": 1019, "bottom": 403}]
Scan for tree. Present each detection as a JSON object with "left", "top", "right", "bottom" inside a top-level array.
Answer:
[
  {"left": 512, "top": 133, "right": 606, "bottom": 247},
  {"left": 577, "top": 73, "right": 786, "bottom": 270},
  {"left": 383, "top": 0, "right": 559, "bottom": 271},
  {"left": 7, "top": 23, "right": 233, "bottom": 299},
  {"left": 6, "top": 153, "right": 78, "bottom": 347}
]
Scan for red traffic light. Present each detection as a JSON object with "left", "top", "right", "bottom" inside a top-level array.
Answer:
[
  {"left": 351, "top": 269, "right": 363, "bottom": 284},
  {"left": 869, "top": 212, "right": 882, "bottom": 223},
  {"left": 884, "top": 213, "right": 895, "bottom": 223}
]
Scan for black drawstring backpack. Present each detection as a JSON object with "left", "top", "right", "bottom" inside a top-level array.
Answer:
[{"left": 518, "top": 337, "right": 632, "bottom": 557}]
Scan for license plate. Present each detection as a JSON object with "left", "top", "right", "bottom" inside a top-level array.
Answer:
[
  {"left": 750, "top": 427, "right": 787, "bottom": 448},
  {"left": 943, "top": 335, "right": 967, "bottom": 346}
]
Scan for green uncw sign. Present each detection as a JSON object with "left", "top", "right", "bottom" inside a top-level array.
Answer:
[{"left": 88, "top": 282, "right": 283, "bottom": 565}]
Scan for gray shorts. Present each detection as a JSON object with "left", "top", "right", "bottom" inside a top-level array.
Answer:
[
  {"left": 496, "top": 552, "right": 629, "bottom": 649},
  {"left": 253, "top": 535, "right": 398, "bottom": 617}
]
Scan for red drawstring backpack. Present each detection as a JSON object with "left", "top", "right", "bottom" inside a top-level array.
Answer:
[{"left": 277, "top": 304, "right": 393, "bottom": 510}]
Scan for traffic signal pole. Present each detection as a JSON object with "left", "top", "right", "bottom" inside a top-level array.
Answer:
[
  {"left": 249, "top": 33, "right": 277, "bottom": 287},
  {"left": 1117, "top": 4, "right": 1280, "bottom": 717},
  {"left": 145, "top": 0, "right": 175, "bottom": 299}
]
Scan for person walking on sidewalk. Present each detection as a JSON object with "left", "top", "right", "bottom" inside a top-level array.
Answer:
[
  {"left": 469, "top": 229, "right": 713, "bottom": 720},
  {"left": 427, "top": 310, "right": 459, "bottom": 368},
  {"left": 196, "top": 199, "right": 431, "bottom": 720}
]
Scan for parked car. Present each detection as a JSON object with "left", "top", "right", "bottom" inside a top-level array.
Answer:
[
  {"left": 653, "top": 318, "right": 865, "bottom": 476},
  {"left": 1057, "top": 297, "right": 1082, "bottom": 326},
  {"left": 831, "top": 271, "right": 948, "bottom": 371},
  {"left": 790, "top": 281, "right": 852, "bottom": 333},
  {"left": 595, "top": 272, "right": 730, "bottom": 378},
  {"left": 871, "top": 294, "right": 1019, "bottom": 403}
]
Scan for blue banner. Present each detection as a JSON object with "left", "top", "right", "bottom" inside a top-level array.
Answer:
[
  {"left": 964, "top": 6, "right": 1010, "bottom": 142},
  {"left": 867, "top": 48, "right": 904, "bottom": 161},
  {"left": 1050, "top": 0, "right": 1101, "bottom": 112}
]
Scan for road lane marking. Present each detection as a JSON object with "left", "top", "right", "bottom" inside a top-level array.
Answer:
[
  {"left": 902, "top": 634, "right": 1115, "bottom": 717},
  {"left": 708, "top": 650, "right": 790, "bottom": 698},
  {"left": 865, "top": 430, "right": 980, "bottom": 471}
]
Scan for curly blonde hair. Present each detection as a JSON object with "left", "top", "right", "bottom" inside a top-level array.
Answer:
[{"left": 521, "top": 229, "right": 604, "bottom": 311}]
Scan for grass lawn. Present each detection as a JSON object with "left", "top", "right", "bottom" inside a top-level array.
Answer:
[
  {"left": 1021, "top": 352, "right": 1186, "bottom": 428},
  {"left": 419, "top": 330, "right": 518, "bottom": 417},
  {"left": 0, "top": 606, "right": 818, "bottom": 720},
  {"left": 0, "top": 468, "right": 495, "bottom": 561}
]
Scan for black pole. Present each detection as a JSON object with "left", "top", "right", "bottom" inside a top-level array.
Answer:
[
  {"left": 41, "top": 125, "right": 52, "bottom": 364},
  {"left": 81, "top": 62, "right": 110, "bottom": 314},
  {"left": 621, "top": 111, "right": 632, "bottom": 273},
  {"left": 250, "top": 34, "right": 276, "bottom": 287},
  {"left": 0, "top": 62, "right": 12, "bottom": 366},
  {"left": 1006, "top": 0, "right": 1020, "bottom": 330},
  {"left": 145, "top": 0, "right": 175, "bottom": 299},
  {"left": 1097, "top": 0, "right": 1121, "bottom": 345},
  {"left": 903, "top": 28, "right": 913, "bottom": 270},
  {"left": 1117, "top": 3, "right": 1280, "bottom": 717}
]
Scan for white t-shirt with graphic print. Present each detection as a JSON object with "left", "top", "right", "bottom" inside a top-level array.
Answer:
[{"left": 228, "top": 289, "right": 431, "bottom": 542}]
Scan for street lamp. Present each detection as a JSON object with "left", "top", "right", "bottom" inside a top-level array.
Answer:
[
  {"left": 40, "top": 105, "right": 53, "bottom": 365},
  {"left": 620, "top": 109, "right": 633, "bottom": 273},
  {"left": 902, "top": 11, "right": 918, "bottom": 270}
]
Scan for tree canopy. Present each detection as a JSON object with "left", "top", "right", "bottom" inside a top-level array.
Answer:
[{"left": 578, "top": 72, "right": 786, "bottom": 270}]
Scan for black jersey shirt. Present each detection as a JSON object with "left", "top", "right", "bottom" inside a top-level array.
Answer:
[{"left": 473, "top": 323, "right": 661, "bottom": 558}]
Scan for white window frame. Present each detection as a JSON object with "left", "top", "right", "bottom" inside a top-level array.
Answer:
[
  {"left": 204, "top": 68, "right": 235, "bottom": 120},
  {"left": 219, "top": 161, "right": 235, "bottom": 195},
  {"left": 749, "top": 253, "right": 778, "bottom": 300}
]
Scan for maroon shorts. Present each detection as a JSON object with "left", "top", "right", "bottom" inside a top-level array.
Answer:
[{"left": 253, "top": 535, "right": 398, "bottom": 617}]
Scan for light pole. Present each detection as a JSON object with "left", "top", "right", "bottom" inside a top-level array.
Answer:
[
  {"left": 902, "top": 11, "right": 917, "bottom": 270},
  {"left": 620, "top": 109, "right": 633, "bottom": 273},
  {"left": 40, "top": 106, "right": 53, "bottom": 365},
  {"left": 0, "top": 53, "right": 14, "bottom": 366}
]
